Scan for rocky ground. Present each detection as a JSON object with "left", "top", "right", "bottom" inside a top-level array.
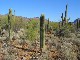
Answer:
[{"left": 0, "top": 30, "right": 80, "bottom": 60}]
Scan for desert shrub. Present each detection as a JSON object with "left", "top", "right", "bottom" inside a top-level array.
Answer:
[
  {"left": 11, "top": 17, "right": 26, "bottom": 31},
  {"left": 60, "top": 41, "right": 78, "bottom": 60},
  {"left": 67, "top": 24, "right": 75, "bottom": 33},
  {"left": 25, "top": 20, "right": 39, "bottom": 41},
  {"left": 4, "top": 54, "right": 16, "bottom": 60},
  {"left": 77, "top": 34, "right": 80, "bottom": 38},
  {"left": 63, "top": 29, "right": 71, "bottom": 38},
  {"left": 54, "top": 24, "right": 71, "bottom": 38},
  {"left": 50, "top": 22, "right": 59, "bottom": 30}
]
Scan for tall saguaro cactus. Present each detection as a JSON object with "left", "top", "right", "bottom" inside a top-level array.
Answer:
[
  {"left": 65, "top": 4, "right": 67, "bottom": 19},
  {"left": 77, "top": 19, "right": 79, "bottom": 29},
  {"left": 61, "top": 13, "right": 64, "bottom": 26},
  {"left": 65, "top": 4, "right": 68, "bottom": 24},
  {"left": 40, "top": 14, "right": 45, "bottom": 51},
  {"left": 61, "top": 4, "right": 70, "bottom": 26},
  {"left": 47, "top": 18, "right": 50, "bottom": 32},
  {"left": 14, "top": 10, "right": 15, "bottom": 22},
  {"left": 8, "top": 8, "right": 12, "bottom": 40}
]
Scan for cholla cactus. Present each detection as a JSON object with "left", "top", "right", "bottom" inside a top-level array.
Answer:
[
  {"left": 8, "top": 8, "right": 12, "bottom": 40},
  {"left": 40, "top": 14, "right": 45, "bottom": 51}
]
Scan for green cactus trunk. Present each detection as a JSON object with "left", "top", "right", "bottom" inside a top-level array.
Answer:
[
  {"left": 8, "top": 8, "right": 12, "bottom": 40},
  {"left": 65, "top": 4, "right": 68, "bottom": 24},
  {"left": 40, "top": 14, "right": 45, "bottom": 51},
  {"left": 65, "top": 11, "right": 67, "bottom": 24},
  {"left": 13, "top": 10, "right": 16, "bottom": 31},
  {"left": 47, "top": 18, "right": 50, "bottom": 32},
  {"left": 45, "top": 24, "right": 47, "bottom": 33},
  {"left": 14, "top": 10, "right": 15, "bottom": 22},
  {"left": 77, "top": 20, "right": 79, "bottom": 29},
  {"left": 79, "top": 20, "right": 80, "bottom": 28},
  {"left": 61, "top": 13, "right": 64, "bottom": 26},
  {"left": 65, "top": 4, "right": 67, "bottom": 19}
]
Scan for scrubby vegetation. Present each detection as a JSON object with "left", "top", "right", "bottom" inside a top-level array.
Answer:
[{"left": 0, "top": 6, "right": 80, "bottom": 60}]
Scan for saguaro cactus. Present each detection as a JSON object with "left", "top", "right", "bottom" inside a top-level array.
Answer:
[
  {"left": 61, "top": 13, "right": 64, "bottom": 26},
  {"left": 61, "top": 13, "right": 63, "bottom": 20},
  {"left": 8, "top": 8, "right": 12, "bottom": 40},
  {"left": 40, "top": 14, "right": 45, "bottom": 51},
  {"left": 61, "top": 4, "right": 69, "bottom": 26},
  {"left": 48, "top": 18, "right": 50, "bottom": 26},
  {"left": 14, "top": 10, "right": 15, "bottom": 22},
  {"left": 47, "top": 18, "right": 50, "bottom": 32},
  {"left": 77, "top": 19, "right": 79, "bottom": 29},
  {"left": 65, "top": 4, "right": 68, "bottom": 24},
  {"left": 65, "top": 4, "right": 68, "bottom": 18}
]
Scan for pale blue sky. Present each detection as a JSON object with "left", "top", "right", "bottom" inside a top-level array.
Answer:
[{"left": 0, "top": 0, "right": 80, "bottom": 22}]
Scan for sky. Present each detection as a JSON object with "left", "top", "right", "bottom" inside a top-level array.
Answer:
[{"left": 0, "top": 0, "right": 80, "bottom": 22}]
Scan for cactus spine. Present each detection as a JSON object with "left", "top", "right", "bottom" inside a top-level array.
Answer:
[
  {"left": 8, "top": 8, "right": 12, "bottom": 40},
  {"left": 40, "top": 14, "right": 45, "bottom": 51}
]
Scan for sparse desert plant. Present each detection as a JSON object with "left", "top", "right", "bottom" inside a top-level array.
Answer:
[{"left": 54, "top": 25, "right": 71, "bottom": 38}]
